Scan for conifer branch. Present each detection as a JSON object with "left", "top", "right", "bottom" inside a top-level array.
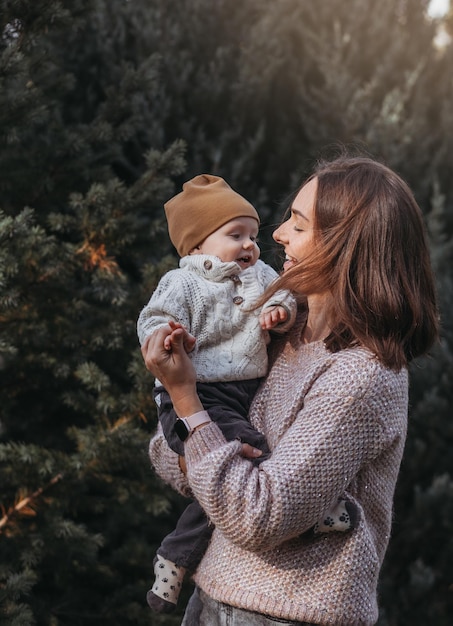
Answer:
[
  {"left": 0, "top": 473, "right": 63, "bottom": 534},
  {"left": 76, "top": 241, "right": 121, "bottom": 274}
]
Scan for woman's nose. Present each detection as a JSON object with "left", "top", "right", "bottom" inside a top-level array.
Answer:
[{"left": 273, "top": 224, "right": 285, "bottom": 244}]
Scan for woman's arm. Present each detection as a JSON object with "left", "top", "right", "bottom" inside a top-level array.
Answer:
[
  {"left": 142, "top": 327, "right": 402, "bottom": 553},
  {"left": 143, "top": 325, "right": 262, "bottom": 481},
  {"left": 182, "top": 382, "right": 389, "bottom": 552},
  {"left": 148, "top": 422, "right": 192, "bottom": 497}
]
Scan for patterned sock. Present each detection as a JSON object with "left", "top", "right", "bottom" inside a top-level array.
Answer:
[
  {"left": 146, "top": 555, "right": 186, "bottom": 613},
  {"left": 313, "top": 499, "right": 360, "bottom": 534}
]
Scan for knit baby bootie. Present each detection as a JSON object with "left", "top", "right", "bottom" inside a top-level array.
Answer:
[{"left": 146, "top": 554, "right": 186, "bottom": 613}]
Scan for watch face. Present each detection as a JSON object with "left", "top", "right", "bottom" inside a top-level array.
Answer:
[{"left": 174, "top": 419, "right": 189, "bottom": 441}]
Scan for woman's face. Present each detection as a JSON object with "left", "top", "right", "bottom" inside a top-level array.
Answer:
[{"left": 273, "top": 177, "right": 317, "bottom": 272}]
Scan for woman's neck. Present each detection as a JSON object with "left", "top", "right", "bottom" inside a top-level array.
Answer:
[{"left": 302, "top": 294, "right": 332, "bottom": 344}]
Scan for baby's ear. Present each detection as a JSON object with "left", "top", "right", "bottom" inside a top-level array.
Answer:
[{"left": 188, "top": 246, "right": 201, "bottom": 255}]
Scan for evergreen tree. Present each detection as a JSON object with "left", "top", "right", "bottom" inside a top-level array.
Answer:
[
  {"left": 126, "top": 0, "right": 452, "bottom": 250},
  {"left": 0, "top": 2, "right": 187, "bottom": 624}
]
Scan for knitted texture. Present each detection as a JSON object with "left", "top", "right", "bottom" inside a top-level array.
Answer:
[
  {"left": 137, "top": 256, "right": 296, "bottom": 382},
  {"left": 164, "top": 174, "right": 259, "bottom": 257},
  {"left": 149, "top": 311, "right": 408, "bottom": 625}
]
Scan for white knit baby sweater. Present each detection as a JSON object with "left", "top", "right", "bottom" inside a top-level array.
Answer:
[
  {"left": 149, "top": 309, "right": 408, "bottom": 625},
  {"left": 137, "top": 254, "right": 296, "bottom": 382}
]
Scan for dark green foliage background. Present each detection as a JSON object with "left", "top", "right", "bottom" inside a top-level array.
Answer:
[{"left": 0, "top": 1, "right": 452, "bottom": 624}]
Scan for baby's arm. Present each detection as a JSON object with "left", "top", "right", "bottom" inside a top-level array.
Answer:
[
  {"left": 259, "top": 305, "right": 288, "bottom": 330},
  {"left": 137, "top": 269, "right": 195, "bottom": 347}
]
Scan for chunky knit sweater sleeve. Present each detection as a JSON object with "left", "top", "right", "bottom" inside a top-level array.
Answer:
[
  {"left": 136, "top": 269, "right": 193, "bottom": 347},
  {"left": 148, "top": 423, "right": 193, "bottom": 498}
]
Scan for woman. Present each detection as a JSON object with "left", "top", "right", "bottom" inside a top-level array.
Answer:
[{"left": 142, "top": 155, "right": 439, "bottom": 625}]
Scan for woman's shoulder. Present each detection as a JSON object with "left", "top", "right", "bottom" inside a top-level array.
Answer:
[
  {"left": 317, "top": 344, "right": 408, "bottom": 391},
  {"left": 271, "top": 336, "right": 408, "bottom": 405},
  {"left": 334, "top": 344, "right": 407, "bottom": 377}
]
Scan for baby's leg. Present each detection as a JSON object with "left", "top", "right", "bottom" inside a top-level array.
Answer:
[
  {"left": 147, "top": 501, "right": 213, "bottom": 613},
  {"left": 147, "top": 555, "right": 185, "bottom": 613}
]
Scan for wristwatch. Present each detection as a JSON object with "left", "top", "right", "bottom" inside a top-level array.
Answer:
[{"left": 174, "top": 410, "right": 211, "bottom": 441}]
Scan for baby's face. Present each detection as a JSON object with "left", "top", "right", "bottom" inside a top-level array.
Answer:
[{"left": 191, "top": 217, "right": 260, "bottom": 270}]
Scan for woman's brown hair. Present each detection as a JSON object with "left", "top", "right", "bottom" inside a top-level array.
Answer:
[{"left": 269, "top": 155, "right": 439, "bottom": 370}]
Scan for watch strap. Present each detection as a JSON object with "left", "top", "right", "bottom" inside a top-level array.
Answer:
[{"left": 175, "top": 410, "right": 211, "bottom": 441}]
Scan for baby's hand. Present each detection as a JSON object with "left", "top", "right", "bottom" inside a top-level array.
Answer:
[
  {"left": 259, "top": 305, "right": 288, "bottom": 330},
  {"left": 164, "top": 320, "right": 196, "bottom": 353}
]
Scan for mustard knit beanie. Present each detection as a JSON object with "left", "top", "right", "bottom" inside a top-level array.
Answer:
[{"left": 164, "top": 174, "right": 260, "bottom": 257}]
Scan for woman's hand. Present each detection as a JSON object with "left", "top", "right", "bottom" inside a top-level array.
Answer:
[
  {"left": 141, "top": 324, "right": 203, "bottom": 417},
  {"left": 240, "top": 443, "right": 263, "bottom": 460}
]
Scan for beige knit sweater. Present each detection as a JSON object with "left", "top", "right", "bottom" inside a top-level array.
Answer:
[{"left": 148, "top": 311, "right": 408, "bottom": 625}]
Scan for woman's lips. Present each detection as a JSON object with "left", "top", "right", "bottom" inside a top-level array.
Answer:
[{"left": 283, "top": 256, "right": 296, "bottom": 272}]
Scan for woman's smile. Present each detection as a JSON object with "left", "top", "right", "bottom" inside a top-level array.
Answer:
[{"left": 282, "top": 255, "right": 298, "bottom": 272}]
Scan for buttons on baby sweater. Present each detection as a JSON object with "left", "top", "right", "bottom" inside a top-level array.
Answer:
[
  {"left": 203, "top": 260, "right": 213, "bottom": 270},
  {"left": 233, "top": 296, "right": 244, "bottom": 305}
]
